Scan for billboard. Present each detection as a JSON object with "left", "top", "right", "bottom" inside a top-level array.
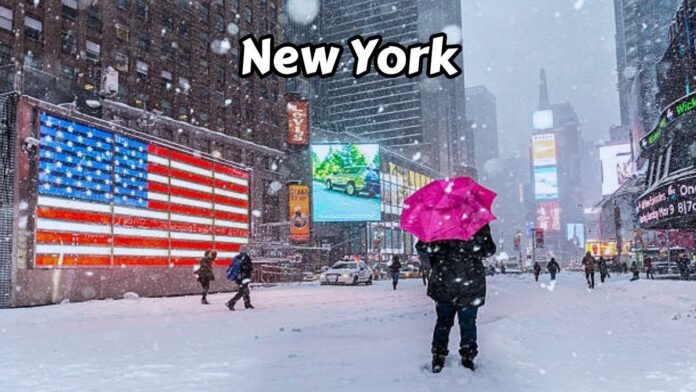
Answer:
[
  {"left": 536, "top": 201, "right": 561, "bottom": 232},
  {"left": 289, "top": 184, "right": 310, "bottom": 243},
  {"left": 586, "top": 241, "right": 618, "bottom": 257},
  {"left": 532, "top": 109, "right": 554, "bottom": 130},
  {"left": 35, "top": 113, "right": 249, "bottom": 267},
  {"left": 287, "top": 101, "right": 309, "bottom": 145},
  {"left": 534, "top": 166, "right": 558, "bottom": 200},
  {"left": 311, "top": 144, "right": 381, "bottom": 222},
  {"left": 599, "top": 143, "right": 631, "bottom": 195},
  {"left": 532, "top": 133, "right": 557, "bottom": 166}
]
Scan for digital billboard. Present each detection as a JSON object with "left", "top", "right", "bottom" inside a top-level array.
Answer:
[
  {"left": 532, "top": 133, "right": 557, "bottom": 167},
  {"left": 599, "top": 143, "right": 631, "bottom": 195},
  {"left": 311, "top": 144, "right": 381, "bottom": 222},
  {"left": 536, "top": 201, "right": 560, "bottom": 232},
  {"left": 532, "top": 109, "right": 554, "bottom": 130},
  {"left": 534, "top": 166, "right": 558, "bottom": 200}
]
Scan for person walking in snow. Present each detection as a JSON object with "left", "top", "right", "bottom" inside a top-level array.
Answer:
[
  {"left": 630, "top": 261, "right": 640, "bottom": 281},
  {"left": 644, "top": 257, "right": 655, "bottom": 280},
  {"left": 622, "top": 261, "right": 628, "bottom": 274},
  {"left": 598, "top": 257, "right": 610, "bottom": 283},
  {"left": 416, "top": 224, "right": 496, "bottom": 373},
  {"left": 582, "top": 252, "right": 596, "bottom": 289},
  {"left": 389, "top": 255, "right": 402, "bottom": 290},
  {"left": 197, "top": 250, "right": 216, "bottom": 305},
  {"left": 226, "top": 249, "right": 254, "bottom": 311},
  {"left": 533, "top": 262, "right": 542, "bottom": 282},
  {"left": 547, "top": 258, "right": 560, "bottom": 281},
  {"left": 417, "top": 246, "right": 432, "bottom": 286}
]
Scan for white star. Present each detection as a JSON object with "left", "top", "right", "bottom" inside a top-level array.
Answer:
[
  {"left": 77, "top": 136, "right": 84, "bottom": 143},
  {"left": 87, "top": 132, "right": 93, "bottom": 138},
  {"left": 56, "top": 161, "right": 62, "bottom": 168},
  {"left": 67, "top": 126, "right": 74, "bottom": 133},
  {"left": 46, "top": 120, "right": 53, "bottom": 127},
  {"left": 66, "top": 172, "right": 73, "bottom": 178},
  {"left": 55, "top": 178, "right": 62, "bottom": 184},
  {"left": 55, "top": 147, "right": 62, "bottom": 153},
  {"left": 76, "top": 166, "right": 83, "bottom": 172},
  {"left": 45, "top": 151, "right": 52, "bottom": 158},
  {"left": 86, "top": 176, "right": 93, "bottom": 182},
  {"left": 87, "top": 146, "right": 93, "bottom": 152},
  {"left": 66, "top": 156, "right": 73, "bottom": 163},
  {"left": 96, "top": 170, "right": 102, "bottom": 176},
  {"left": 96, "top": 185, "right": 102, "bottom": 191},
  {"left": 66, "top": 187, "right": 73, "bottom": 193},
  {"left": 86, "top": 190, "right": 92, "bottom": 196},
  {"left": 138, "top": 147, "right": 144, "bottom": 152},
  {"left": 43, "top": 183, "right": 50, "bottom": 189},
  {"left": 96, "top": 141, "right": 102, "bottom": 148},
  {"left": 66, "top": 141, "right": 73, "bottom": 147},
  {"left": 86, "top": 161, "right": 93, "bottom": 167}
]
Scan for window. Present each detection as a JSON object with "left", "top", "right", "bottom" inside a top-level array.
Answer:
[
  {"left": 114, "top": 52, "right": 129, "bottom": 72},
  {"left": 159, "top": 13, "right": 173, "bottom": 30},
  {"left": 117, "top": 0, "right": 129, "bottom": 10},
  {"left": 160, "top": 99, "right": 172, "bottom": 116},
  {"left": 198, "top": 4, "right": 209, "bottom": 22},
  {"left": 0, "top": 7, "right": 11, "bottom": 31},
  {"left": 160, "top": 40, "right": 172, "bottom": 60},
  {"left": 177, "top": 21, "right": 188, "bottom": 37},
  {"left": 178, "top": 47, "right": 190, "bottom": 67},
  {"left": 178, "top": 106, "right": 188, "bottom": 120},
  {"left": 134, "top": 92, "right": 148, "bottom": 107},
  {"left": 136, "top": 32, "right": 150, "bottom": 51},
  {"left": 0, "top": 44, "right": 11, "bottom": 66},
  {"left": 83, "top": 67, "right": 99, "bottom": 90},
  {"left": 115, "top": 23, "right": 130, "bottom": 41},
  {"left": 87, "top": 5, "right": 101, "bottom": 28},
  {"left": 62, "top": 65, "right": 75, "bottom": 79},
  {"left": 199, "top": 59, "right": 209, "bottom": 76},
  {"left": 198, "top": 87, "right": 209, "bottom": 100},
  {"left": 136, "top": 0, "right": 149, "bottom": 19},
  {"left": 178, "top": 77, "right": 190, "bottom": 94},
  {"left": 228, "top": 0, "right": 238, "bottom": 11},
  {"left": 198, "top": 31, "right": 209, "bottom": 47},
  {"left": 215, "top": 14, "right": 224, "bottom": 32},
  {"left": 24, "top": 16, "right": 43, "bottom": 40},
  {"left": 177, "top": 0, "right": 188, "bottom": 8},
  {"left": 136, "top": 60, "right": 148, "bottom": 80},
  {"left": 216, "top": 65, "right": 225, "bottom": 84},
  {"left": 86, "top": 40, "right": 100, "bottom": 61},
  {"left": 61, "top": 0, "right": 77, "bottom": 21},
  {"left": 160, "top": 70, "right": 172, "bottom": 89},
  {"left": 243, "top": 6, "right": 252, "bottom": 23},
  {"left": 118, "top": 82, "right": 128, "bottom": 99},
  {"left": 61, "top": 30, "right": 76, "bottom": 54}
]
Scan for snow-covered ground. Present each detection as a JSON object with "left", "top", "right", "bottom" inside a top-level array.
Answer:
[{"left": 2, "top": 273, "right": 696, "bottom": 392}]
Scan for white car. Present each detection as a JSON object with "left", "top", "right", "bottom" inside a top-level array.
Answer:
[{"left": 320, "top": 261, "right": 373, "bottom": 285}]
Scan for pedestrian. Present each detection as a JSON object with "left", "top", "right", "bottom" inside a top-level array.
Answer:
[
  {"left": 678, "top": 255, "right": 691, "bottom": 281},
  {"left": 197, "top": 250, "right": 216, "bottom": 305},
  {"left": 389, "top": 255, "right": 402, "bottom": 290},
  {"left": 644, "top": 257, "right": 655, "bottom": 280},
  {"left": 623, "top": 261, "right": 628, "bottom": 274},
  {"left": 416, "top": 224, "right": 496, "bottom": 373},
  {"left": 500, "top": 264, "right": 506, "bottom": 274},
  {"left": 630, "top": 261, "right": 640, "bottom": 281},
  {"left": 547, "top": 258, "right": 560, "bottom": 281},
  {"left": 598, "top": 257, "right": 609, "bottom": 283},
  {"left": 417, "top": 246, "right": 432, "bottom": 287},
  {"left": 582, "top": 252, "right": 595, "bottom": 289},
  {"left": 226, "top": 249, "right": 254, "bottom": 311},
  {"left": 533, "top": 262, "right": 541, "bottom": 282}
]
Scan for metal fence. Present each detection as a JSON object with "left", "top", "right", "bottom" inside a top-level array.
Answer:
[{"left": 0, "top": 93, "right": 16, "bottom": 307}]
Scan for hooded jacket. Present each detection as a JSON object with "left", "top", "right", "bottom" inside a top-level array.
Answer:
[{"left": 415, "top": 224, "right": 496, "bottom": 307}]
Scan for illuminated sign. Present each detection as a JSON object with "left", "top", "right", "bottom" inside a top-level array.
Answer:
[
  {"left": 532, "top": 134, "right": 557, "bottom": 167},
  {"left": 641, "top": 92, "right": 696, "bottom": 153},
  {"left": 289, "top": 184, "right": 310, "bottom": 243},
  {"left": 637, "top": 175, "right": 696, "bottom": 228},
  {"left": 536, "top": 201, "right": 560, "bottom": 232},
  {"left": 599, "top": 144, "right": 632, "bottom": 195},
  {"left": 311, "top": 144, "right": 381, "bottom": 222},
  {"left": 586, "top": 241, "right": 617, "bottom": 257},
  {"left": 534, "top": 166, "right": 558, "bottom": 200},
  {"left": 287, "top": 101, "right": 309, "bottom": 145},
  {"left": 532, "top": 110, "right": 554, "bottom": 130}
]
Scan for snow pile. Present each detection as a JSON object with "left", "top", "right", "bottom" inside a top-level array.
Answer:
[{"left": 122, "top": 292, "right": 140, "bottom": 300}]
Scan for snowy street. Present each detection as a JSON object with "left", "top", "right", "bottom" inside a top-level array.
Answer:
[{"left": 2, "top": 274, "right": 696, "bottom": 392}]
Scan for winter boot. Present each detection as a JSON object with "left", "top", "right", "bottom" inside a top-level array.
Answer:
[
  {"left": 201, "top": 297, "right": 209, "bottom": 305},
  {"left": 226, "top": 301, "right": 235, "bottom": 311},
  {"left": 431, "top": 348, "right": 448, "bottom": 373},
  {"left": 459, "top": 347, "right": 478, "bottom": 371},
  {"left": 245, "top": 304, "right": 255, "bottom": 309}
]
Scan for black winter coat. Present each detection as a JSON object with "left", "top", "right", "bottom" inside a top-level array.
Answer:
[
  {"left": 197, "top": 257, "right": 215, "bottom": 282},
  {"left": 389, "top": 259, "right": 402, "bottom": 273},
  {"left": 547, "top": 260, "right": 560, "bottom": 273},
  {"left": 416, "top": 224, "right": 496, "bottom": 307},
  {"left": 236, "top": 255, "right": 254, "bottom": 284}
]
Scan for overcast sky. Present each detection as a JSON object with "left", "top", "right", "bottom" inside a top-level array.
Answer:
[{"left": 461, "top": 0, "right": 620, "bottom": 159}]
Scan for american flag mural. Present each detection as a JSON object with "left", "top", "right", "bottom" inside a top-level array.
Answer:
[{"left": 34, "top": 113, "right": 249, "bottom": 267}]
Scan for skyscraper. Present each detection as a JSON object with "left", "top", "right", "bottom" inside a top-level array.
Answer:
[
  {"left": 614, "top": 0, "right": 680, "bottom": 129},
  {"left": 317, "top": 0, "right": 471, "bottom": 176},
  {"left": 465, "top": 86, "right": 498, "bottom": 181}
]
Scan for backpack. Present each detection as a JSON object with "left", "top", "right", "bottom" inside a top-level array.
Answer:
[{"left": 226, "top": 257, "right": 242, "bottom": 281}]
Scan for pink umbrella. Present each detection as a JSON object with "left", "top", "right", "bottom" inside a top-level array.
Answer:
[{"left": 400, "top": 177, "right": 497, "bottom": 243}]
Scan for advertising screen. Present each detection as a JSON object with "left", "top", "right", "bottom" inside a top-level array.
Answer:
[
  {"left": 585, "top": 241, "right": 618, "bottom": 257},
  {"left": 289, "top": 184, "right": 310, "bottom": 242},
  {"left": 35, "top": 113, "right": 250, "bottom": 267},
  {"left": 536, "top": 201, "right": 561, "bottom": 232},
  {"left": 532, "top": 133, "right": 557, "bottom": 167},
  {"left": 534, "top": 166, "right": 559, "bottom": 200},
  {"left": 566, "top": 223, "right": 585, "bottom": 247},
  {"left": 532, "top": 109, "right": 554, "bottom": 130},
  {"left": 311, "top": 144, "right": 381, "bottom": 222},
  {"left": 599, "top": 143, "right": 631, "bottom": 195}
]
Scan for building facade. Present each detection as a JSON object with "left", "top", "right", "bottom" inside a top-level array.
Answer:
[
  {"left": 316, "top": 0, "right": 471, "bottom": 176},
  {"left": 614, "top": 0, "right": 680, "bottom": 130},
  {"left": 465, "top": 85, "right": 498, "bottom": 183}
]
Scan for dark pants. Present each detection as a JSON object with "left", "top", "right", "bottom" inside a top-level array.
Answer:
[
  {"left": 229, "top": 282, "right": 252, "bottom": 307},
  {"left": 585, "top": 271, "right": 595, "bottom": 288},
  {"left": 600, "top": 271, "right": 607, "bottom": 283},
  {"left": 432, "top": 303, "right": 478, "bottom": 358},
  {"left": 391, "top": 272, "right": 400, "bottom": 289},
  {"left": 200, "top": 279, "right": 210, "bottom": 299},
  {"left": 550, "top": 271, "right": 557, "bottom": 280},
  {"left": 646, "top": 269, "right": 654, "bottom": 279},
  {"left": 631, "top": 271, "right": 640, "bottom": 281},
  {"left": 422, "top": 269, "right": 430, "bottom": 286},
  {"left": 534, "top": 272, "right": 540, "bottom": 282}
]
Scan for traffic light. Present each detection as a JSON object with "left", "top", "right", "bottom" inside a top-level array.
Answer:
[{"left": 535, "top": 228, "right": 544, "bottom": 248}]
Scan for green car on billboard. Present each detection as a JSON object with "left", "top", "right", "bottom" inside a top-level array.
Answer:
[{"left": 325, "top": 166, "right": 381, "bottom": 197}]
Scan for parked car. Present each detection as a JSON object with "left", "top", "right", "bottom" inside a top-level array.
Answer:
[
  {"left": 320, "top": 261, "right": 373, "bottom": 285},
  {"left": 302, "top": 272, "right": 320, "bottom": 282},
  {"left": 652, "top": 261, "right": 680, "bottom": 275},
  {"left": 325, "top": 166, "right": 380, "bottom": 197}
]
